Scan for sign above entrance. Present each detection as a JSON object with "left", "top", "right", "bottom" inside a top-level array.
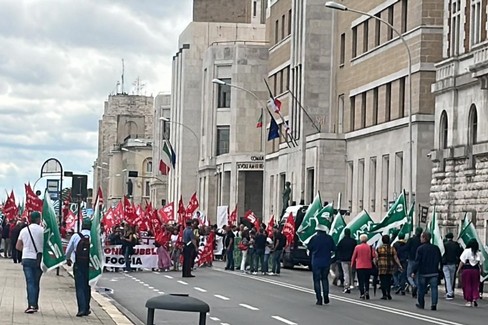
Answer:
[
  {"left": 250, "top": 155, "right": 264, "bottom": 161},
  {"left": 237, "top": 162, "right": 264, "bottom": 171}
]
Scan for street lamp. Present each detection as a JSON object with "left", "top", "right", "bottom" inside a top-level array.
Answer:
[
  {"left": 212, "top": 79, "right": 268, "bottom": 111},
  {"left": 325, "top": 1, "right": 414, "bottom": 206},
  {"left": 159, "top": 117, "right": 199, "bottom": 143}
]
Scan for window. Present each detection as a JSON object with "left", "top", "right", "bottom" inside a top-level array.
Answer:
[
  {"left": 388, "top": 6, "right": 394, "bottom": 40},
  {"left": 440, "top": 111, "right": 448, "bottom": 149},
  {"left": 338, "top": 94, "right": 345, "bottom": 133},
  {"left": 468, "top": 105, "right": 478, "bottom": 145},
  {"left": 382, "top": 155, "right": 390, "bottom": 212},
  {"left": 145, "top": 181, "right": 150, "bottom": 197},
  {"left": 275, "top": 20, "right": 279, "bottom": 43},
  {"left": 286, "top": 66, "right": 290, "bottom": 90},
  {"left": 352, "top": 26, "right": 358, "bottom": 57},
  {"left": 281, "top": 14, "right": 286, "bottom": 39},
  {"left": 395, "top": 152, "right": 403, "bottom": 196},
  {"left": 350, "top": 96, "right": 356, "bottom": 131},
  {"left": 307, "top": 169, "right": 315, "bottom": 204},
  {"left": 375, "top": 13, "right": 381, "bottom": 46},
  {"left": 363, "top": 20, "right": 369, "bottom": 53},
  {"left": 385, "top": 83, "right": 392, "bottom": 121},
  {"left": 369, "top": 157, "right": 377, "bottom": 212},
  {"left": 361, "top": 92, "right": 366, "bottom": 128},
  {"left": 288, "top": 9, "right": 292, "bottom": 35},
  {"left": 346, "top": 161, "right": 354, "bottom": 211},
  {"left": 358, "top": 159, "right": 365, "bottom": 210},
  {"left": 146, "top": 160, "right": 153, "bottom": 173},
  {"left": 340, "top": 33, "right": 346, "bottom": 65},
  {"left": 216, "top": 126, "right": 230, "bottom": 155},
  {"left": 279, "top": 69, "right": 284, "bottom": 94},
  {"left": 399, "top": 77, "right": 406, "bottom": 117},
  {"left": 401, "top": 0, "right": 408, "bottom": 33},
  {"left": 217, "top": 78, "right": 231, "bottom": 108},
  {"left": 450, "top": 0, "right": 462, "bottom": 55},
  {"left": 470, "top": 0, "right": 482, "bottom": 46},
  {"left": 373, "top": 88, "right": 379, "bottom": 125},
  {"left": 253, "top": 1, "right": 257, "bottom": 17}
]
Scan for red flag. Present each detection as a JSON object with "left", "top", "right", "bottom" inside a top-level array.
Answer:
[
  {"left": 228, "top": 205, "right": 237, "bottom": 226},
  {"left": 113, "top": 200, "right": 124, "bottom": 224},
  {"left": 159, "top": 159, "right": 170, "bottom": 175},
  {"left": 185, "top": 192, "right": 199, "bottom": 220},
  {"left": 25, "top": 183, "right": 42, "bottom": 213},
  {"left": 3, "top": 191, "right": 18, "bottom": 221},
  {"left": 282, "top": 213, "right": 295, "bottom": 247},
  {"left": 266, "top": 215, "right": 275, "bottom": 236},
  {"left": 177, "top": 196, "right": 186, "bottom": 225},
  {"left": 161, "top": 201, "right": 174, "bottom": 222},
  {"left": 123, "top": 196, "right": 136, "bottom": 224},
  {"left": 198, "top": 231, "right": 215, "bottom": 266},
  {"left": 102, "top": 207, "right": 115, "bottom": 234},
  {"left": 96, "top": 186, "right": 104, "bottom": 206},
  {"left": 244, "top": 210, "right": 260, "bottom": 231},
  {"left": 64, "top": 210, "right": 77, "bottom": 232}
]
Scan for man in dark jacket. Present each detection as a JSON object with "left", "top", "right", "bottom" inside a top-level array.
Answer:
[
  {"left": 412, "top": 232, "right": 442, "bottom": 310},
  {"left": 442, "top": 232, "right": 462, "bottom": 300},
  {"left": 309, "top": 224, "right": 336, "bottom": 305},
  {"left": 406, "top": 227, "right": 423, "bottom": 297},
  {"left": 336, "top": 228, "right": 356, "bottom": 293},
  {"left": 393, "top": 233, "right": 408, "bottom": 295}
]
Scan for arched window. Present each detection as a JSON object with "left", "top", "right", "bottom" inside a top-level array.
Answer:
[
  {"left": 468, "top": 105, "right": 478, "bottom": 145},
  {"left": 146, "top": 160, "right": 153, "bottom": 173},
  {"left": 440, "top": 111, "right": 448, "bottom": 149}
]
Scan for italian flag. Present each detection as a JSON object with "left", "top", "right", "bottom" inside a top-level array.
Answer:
[{"left": 256, "top": 111, "right": 263, "bottom": 128}]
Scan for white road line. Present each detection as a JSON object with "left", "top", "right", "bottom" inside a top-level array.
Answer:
[
  {"left": 153, "top": 289, "right": 159, "bottom": 292},
  {"left": 209, "top": 316, "right": 220, "bottom": 321},
  {"left": 148, "top": 286, "right": 154, "bottom": 289},
  {"left": 272, "top": 316, "right": 297, "bottom": 325},
  {"left": 164, "top": 275, "right": 173, "bottom": 279},
  {"left": 194, "top": 287, "right": 207, "bottom": 292},
  {"left": 177, "top": 280, "right": 188, "bottom": 285},
  {"left": 143, "top": 283, "right": 149, "bottom": 287},
  {"left": 158, "top": 291, "right": 164, "bottom": 294},
  {"left": 239, "top": 303, "right": 259, "bottom": 311},
  {"left": 221, "top": 323, "right": 230, "bottom": 325},
  {"left": 215, "top": 268, "right": 465, "bottom": 325},
  {"left": 214, "top": 294, "right": 230, "bottom": 301},
  {"left": 153, "top": 271, "right": 160, "bottom": 274}
]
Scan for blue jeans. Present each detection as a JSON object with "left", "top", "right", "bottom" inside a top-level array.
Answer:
[
  {"left": 124, "top": 246, "right": 132, "bottom": 272},
  {"left": 418, "top": 275, "right": 438, "bottom": 308},
  {"left": 313, "top": 266, "right": 330, "bottom": 302},
  {"left": 22, "top": 258, "right": 42, "bottom": 308},
  {"left": 74, "top": 263, "right": 91, "bottom": 314},
  {"left": 226, "top": 249, "right": 235, "bottom": 270},
  {"left": 272, "top": 250, "right": 282, "bottom": 274},
  {"left": 263, "top": 254, "right": 270, "bottom": 273},
  {"left": 442, "top": 264, "right": 456, "bottom": 296},
  {"left": 394, "top": 261, "right": 408, "bottom": 292},
  {"left": 253, "top": 249, "right": 265, "bottom": 272},
  {"left": 407, "top": 260, "right": 417, "bottom": 288}
]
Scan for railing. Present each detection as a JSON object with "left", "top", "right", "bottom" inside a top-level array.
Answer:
[
  {"left": 473, "top": 44, "right": 488, "bottom": 65},
  {"left": 436, "top": 61, "right": 456, "bottom": 81}
]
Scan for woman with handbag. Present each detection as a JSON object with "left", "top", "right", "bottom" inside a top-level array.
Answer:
[
  {"left": 377, "top": 235, "right": 403, "bottom": 300},
  {"left": 457, "top": 239, "right": 484, "bottom": 307},
  {"left": 351, "top": 234, "right": 376, "bottom": 300}
]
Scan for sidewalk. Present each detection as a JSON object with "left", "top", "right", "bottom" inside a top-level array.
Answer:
[{"left": 0, "top": 258, "right": 131, "bottom": 325}]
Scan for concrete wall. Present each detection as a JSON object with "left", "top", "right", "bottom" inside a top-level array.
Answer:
[{"left": 193, "top": 0, "right": 254, "bottom": 24}]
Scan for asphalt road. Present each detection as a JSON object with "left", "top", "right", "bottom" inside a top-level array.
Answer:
[{"left": 98, "top": 262, "right": 486, "bottom": 325}]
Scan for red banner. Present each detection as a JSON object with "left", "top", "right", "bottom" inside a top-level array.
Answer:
[
  {"left": 25, "top": 183, "right": 42, "bottom": 213},
  {"left": 282, "top": 213, "right": 295, "bottom": 247},
  {"left": 266, "top": 215, "right": 275, "bottom": 236}
]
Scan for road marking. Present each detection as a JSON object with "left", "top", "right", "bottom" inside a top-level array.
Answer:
[
  {"left": 239, "top": 303, "right": 259, "bottom": 311},
  {"left": 165, "top": 275, "right": 174, "bottom": 279},
  {"left": 153, "top": 289, "right": 159, "bottom": 292},
  {"left": 194, "top": 287, "right": 207, "bottom": 292},
  {"left": 272, "top": 316, "right": 297, "bottom": 325},
  {"left": 214, "top": 294, "right": 230, "bottom": 301},
  {"left": 177, "top": 280, "right": 188, "bottom": 285},
  {"left": 215, "top": 268, "right": 465, "bottom": 325},
  {"left": 148, "top": 286, "right": 154, "bottom": 289},
  {"left": 221, "top": 323, "right": 230, "bottom": 325},
  {"left": 158, "top": 291, "right": 164, "bottom": 294},
  {"left": 209, "top": 316, "right": 220, "bottom": 321},
  {"left": 153, "top": 271, "right": 160, "bottom": 274}
]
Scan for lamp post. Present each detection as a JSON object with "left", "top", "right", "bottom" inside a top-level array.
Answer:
[
  {"left": 325, "top": 1, "right": 414, "bottom": 207},
  {"left": 159, "top": 117, "right": 199, "bottom": 143}
]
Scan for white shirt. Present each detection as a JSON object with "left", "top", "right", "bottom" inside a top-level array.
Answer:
[
  {"left": 18, "top": 224, "right": 44, "bottom": 259},
  {"left": 65, "top": 229, "right": 91, "bottom": 262},
  {"left": 460, "top": 248, "right": 484, "bottom": 267}
]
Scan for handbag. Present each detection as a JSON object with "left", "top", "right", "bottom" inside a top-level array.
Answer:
[
  {"left": 26, "top": 225, "right": 42, "bottom": 269},
  {"left": 238, "top": 242, "right": 248, "bottom": 251}
]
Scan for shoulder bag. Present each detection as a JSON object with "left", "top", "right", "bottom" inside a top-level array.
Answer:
[{"left": 26, "top": 225, "right": 43, "bottom": 269}]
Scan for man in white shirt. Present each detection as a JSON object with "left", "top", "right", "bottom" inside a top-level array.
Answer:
[
  {"left": 16, "top": 211, "right": 44, "bottom": 314},
  {"left": 65, "top": 220, "right": 92, "bottom": 317}
]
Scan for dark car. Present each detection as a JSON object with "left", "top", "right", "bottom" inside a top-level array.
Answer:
[{"left": 279, "top": 205, "right": 310, "bottom": 269}]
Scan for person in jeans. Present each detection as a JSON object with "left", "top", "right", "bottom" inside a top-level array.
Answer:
[
  {"left": 457, "top": 239, "right": 483, "bottom": 307},
  {"left": 263, "top": 236, "right": 273, "bottom": 274},
  {"left": 336, "top": 228, "right": 356, "bottom": 293},
  {"left": 308, "top": 224, "right": 336, "bottom": 305},
  {"left": 406, "top": 227, "right": 423, "bottom": 298},
  {"left": 253, "top": 229, "right": 266, "bottom": 274},
  {"left": 351, "top": 234, "right": 376, "bottom": 300},
  {"left": 16, "top": 211, "right": 44, "bottom": 314},
  {"left": 393, "top": 233, "right": 409, "bottom": 295},
  {"left": 442, "top": 232, "right": 462, "bottom": 300},
  {"left": 271, "top": 227, "right": 286, "bottom": 275},
  {"left": 412, "top": 232, "right": 442, "bottom": 310}
]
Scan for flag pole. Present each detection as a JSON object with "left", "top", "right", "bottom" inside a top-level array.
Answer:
[{"left": 288, "top": 88, "right": 321, "bottom": 133}]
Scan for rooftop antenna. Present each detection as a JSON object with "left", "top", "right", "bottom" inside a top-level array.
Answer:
[
  {"left": 121, "top": 59, "right": 125, "bottom": 94},
  {"left": 132, "top": 77, "right": 146, "bottom": 95}
]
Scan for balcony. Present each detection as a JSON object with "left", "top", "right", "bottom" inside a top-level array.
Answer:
[
  {"left": 469, "top": 41, "right": 488, "bottom": 89},
  {"left": 432, "top": 59, "right": 457, "bottom": 93}
]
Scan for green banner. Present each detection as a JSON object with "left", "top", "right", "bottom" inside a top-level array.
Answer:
[
  {"left": 339, "top": 210, "right": 375, "bottom": 243},
  {"left": 41, "top": 191, "right": 66, "bottom": 272},
  {"left": 329, "top": 212, "right": 346, "bottom": 245},
  {"left": 298, "top": 194, "right": 335, "bottom": 245},
  {"left": 428, "top": 206, "right": 445, "bottom": 256},
  {"left": 458, "top": 219, "right": 488, "bottom": 281},
  {"left": 89, "top": 196, "right": 104, "bottom": 285},
  {"left": 369, "top": 191, "right": 407, "bottom": 234}
]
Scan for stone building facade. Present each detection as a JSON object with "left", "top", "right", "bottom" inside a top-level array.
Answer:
[
  {"left": 430, "top": 0, "right": 488, "bottom": 234},
  {"left": 93, "top": 94, "right": 154, "bottom": 206},
  {"left": 331, "top": 0, "right": 444, "bottom": 221}
]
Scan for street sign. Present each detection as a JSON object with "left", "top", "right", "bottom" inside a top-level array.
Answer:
[
  {"left": 420, "top": 205, "right": 428, "bottom": 223},
  {"left": 46, "top": 179, "right": 60, "bottom": 200}
]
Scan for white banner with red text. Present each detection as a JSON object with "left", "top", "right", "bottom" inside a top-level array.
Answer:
[{"left": 103, "top": 245, "right": 158, "bottom": 269}]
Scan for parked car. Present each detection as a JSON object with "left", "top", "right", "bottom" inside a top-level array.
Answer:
[{"left": 279, "top": 205, "right": 310, "bottom": 269}]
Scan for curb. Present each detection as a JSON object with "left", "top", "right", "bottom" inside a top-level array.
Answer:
[{"left": 62, "top": 265, "right": 135, "bottom": 325}]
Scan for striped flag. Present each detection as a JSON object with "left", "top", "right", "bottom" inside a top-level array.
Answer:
[{"left": 256, "top": 111, "right": 263, "bottom": 128}]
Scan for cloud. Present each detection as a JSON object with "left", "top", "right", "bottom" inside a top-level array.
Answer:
[{"left": 0, "top": 0, "right": 192, "bottom": 199}]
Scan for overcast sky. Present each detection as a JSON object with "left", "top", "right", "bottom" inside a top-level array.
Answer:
[{"left": 0, "top": 0, "right": 192, "bottom": 202}]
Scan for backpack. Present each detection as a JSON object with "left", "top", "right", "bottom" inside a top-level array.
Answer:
[{"left": 75, "top": 233, "right": 90, "bottom": 267}]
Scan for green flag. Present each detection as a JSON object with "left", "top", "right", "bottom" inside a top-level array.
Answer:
[
  {"left": 428, "top": 206, "right": 445, "bottom": 256},
  {"left": 89, "top": 194, "right": 104, "bottom": 286},
  {"left": 369, "top": 191, "right": 407, "bottom": 234},
  {"left": 339, "top": 210, "right": 375, "bottom": 243},
  {"left": 392, "top": 202, "right": 414, "bottom": 244},
  {"left": 329, "top": 212, "right": 346, "bottom": 245},
  {"left": 457, "top": 219, "right": 488, "bottom": 281},
  {"left": 297, "top": 194, "right": 334, "bottom": 245},
  {"left": 41, "top": 191, "right": 66, "bottom": 272}
]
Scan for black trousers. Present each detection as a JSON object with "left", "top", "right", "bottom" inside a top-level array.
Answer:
[
  {"left": 357, "top": 269, "right": 371, "bottom": 295},
  {"left": 74, "top": 263, "right": 91, "bottom": 314},
  {"left": 182, "top": 243, "right": 195, "bottom": 277},
  {"left": 12, "top": 249, "right": 22, "bottom": 263},
  {"left": 380, "top": 274, "right": 393, "bottom": 297}
]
